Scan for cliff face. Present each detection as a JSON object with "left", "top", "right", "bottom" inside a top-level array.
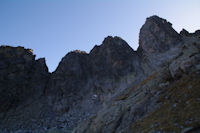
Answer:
[
  {"left": 138, "top": 16, "right": 183, "bottom": 75},
  {"left": 0, "top": 46, "right": 49, "bottom": 113},
  {"left": 46, "top": 36, "right": 142, "bottom": 131},
  {"left": 138, "top": 16, "right": 181, "bottom": 54},
  {"left": 0, "top": 15, "right": 200, "bottom": 133},
  {"left": 73, "top": 31, "right": 200, "bottom": 133}
]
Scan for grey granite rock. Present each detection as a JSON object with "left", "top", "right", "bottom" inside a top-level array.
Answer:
[
  {"left": 138, "top": 15, "right": 182, "bottom": 55},
  {"left": 1, "top": 15, "right": 200, "bottom": 133},
  {"left": 45, "top": 36, "right": 142, "bottom": 131},
  {"left": 0, "top": 46, "right": 49, "bottom": 113}
]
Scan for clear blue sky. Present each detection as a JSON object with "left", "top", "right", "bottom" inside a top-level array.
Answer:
[{"left": 0, "top": 0, "right": 200, "bottom": 72}]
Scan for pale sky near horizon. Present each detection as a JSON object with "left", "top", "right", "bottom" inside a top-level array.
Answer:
[{"left": 0, "top": 0, "right": 200, "bottom": 72}]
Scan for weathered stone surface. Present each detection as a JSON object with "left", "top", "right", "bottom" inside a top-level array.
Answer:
[
  {"left": 138, "top": 15, "right": 181, "bottom": 55},
  {"left": 89, "top": 36, "right": 142, "bottom": 94},
  {"left": 73, "top": 16, "right": 200, "bottom": 133},
  {"left": 45, "top": 36, "right": 142, "bottom": 131},
  {"left": 180, "top": 29, "right": 200, "bottom": 37},
  {"left": 180, "top": 29, "right": 190, "bottom": 36},
  {"left": 73, "top": 69, "right": 168, "bottom": 133},
  {"left": 47, "top": 50, "right": 91, "bottom": 107},
  {"left": 0, "top": 15, "right": 200, "bottom": 133},
  {"left": 169, "top": 37, "right": 200, "bottom": 79},
  {"left": 47, "top": 36, "right": 141, "bottom": 103},
  {"left": 90, "top": 36, "right": 139, "bottom": 80},
  {"left": 0, "top": 46, "right": 49, "bottom": 113},
  {"left": 73, "top": 36, "right": 200, "bottom": 133},
  {"left": 136, "top": 16, "right": 184, "bottom": 76}
]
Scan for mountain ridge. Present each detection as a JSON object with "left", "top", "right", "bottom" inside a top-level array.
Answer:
[{"left": 0, "top": 15, "right": 200, "bottom": 133}]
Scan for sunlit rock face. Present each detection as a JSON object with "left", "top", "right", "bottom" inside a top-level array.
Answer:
[
  {"left": 0, "top": 15, "right": 200, "bottom": 133},
  {"left": 136, "top": 16, "right": 184, "bottom": 75},
  {"left": 138, "top": 15, "right": 181, "bottom": 55}
]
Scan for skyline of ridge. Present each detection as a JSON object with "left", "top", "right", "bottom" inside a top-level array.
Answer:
[{"left": 0, "top": 0, "right": 200, "bottom": 72}]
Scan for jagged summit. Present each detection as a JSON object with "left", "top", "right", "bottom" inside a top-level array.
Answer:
[
  {"left": 146, "top": 15, "right": 171, "bottom": 24},
  {"left": 90, "top": 36, "right": 134, "bottom": 55},
  {"left": 69, "top": 50, "right": 88, "bottom": 54},
  {"left": 180, "top": 28, "right": 200, "bottom": 37},
  {"left": 0, "top": 16, "right": 200, "bottom": 133},
  {"left": 0, "top": 45, "right": 34, "bottom": 56},
  {"left": 102, "top": 36, "right": 129, "bottom": 46},
  {"left": 0, "top": 45, "right": 49, "bottom": 113},
  {"left": 138, "top": 15, "right": 182, "bottom": 54},
  {"left": 89, "top": 35, "right": 138, "bottom": 79}
]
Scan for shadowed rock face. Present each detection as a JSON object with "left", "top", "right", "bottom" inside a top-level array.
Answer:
[
  {"left": 0, "top": 46, "right": 50, "bottom": 113},
  {"left": 48, "top": 51, "right": 91, "bottom": 103},
  {"left": 45, "top": 36, "right": 142, "bottom": 131},
  {"left": 47, "top": 36, "right": 140, "bottom": 106},
  {"left": 73, "top": 28, "right": 200, "bottom": 133},
  {"left": 0, "top": 15, "right": 200, "bottom": 133},
  {"left": 46, "top": 51, "right": 92, "bottom": 118},
  {"left": 90, "top": 36, "right": 139, "bottom": 80},
  {"left": 180, "top": 28, "right": 200, "bottom": 37}
]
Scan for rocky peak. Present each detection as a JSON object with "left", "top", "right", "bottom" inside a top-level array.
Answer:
[
  {"left": 70, "top": 50, "right": 87, "bottom": 54},
  {"left": 180, "top": 28, "right": 190, "bottom": 36},
  {"left": 0, "top": 46, "right": 49, "bottom": 113},
  {"left": 195, "top": 30, "right": 200, "bottom": 36},
  {"left": 0, "top": 45, "right": 34, "bottom": 61},
  {"left": 48, "top": 36, "right": 138, "bottom": 102},
  {"left": 91, "top": 36, "right": 134, "bottom": 55},
  {"left": 54, "top": 50, "right": 89, "bottom": 74},
  {"left": 90, "top": 36, "right": 138, "bottom": 80},
  {"left": 1, "top": 16, "right": 200, "bottom": 133},
  {"left": 102, "top": 36, "right": 129, "bottom": 46},
  {"left": 90, "top": 36, "right": 136, "bottom": 64},
  {"left": 180, "top": 29, "right": 200, "bottom": 37},
  {"left": 138, "top": 15, "right": 182, "bottom": 55},
  {"left": 45, "top": 36, "right": 141, "bottom": 129},
  {"left": 47, "top": 49, "right": 91, "bottom": 108}
]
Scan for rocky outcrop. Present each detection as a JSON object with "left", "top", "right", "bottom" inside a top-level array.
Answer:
[
  {"left": 169, "top": 37, "right": 200, "bottom": 79},
  {"left": 180, "top": 29, "right": 200, "bottom": 37},
  {"left": 90, "top": 36, "right": 140, "bottom": 80},
  {"left": 0, "top": 15, "right": 200, "bottom": 133},
  {"left": 137, "top": 16, "right": 183, "bottom": 75},
  {"left": 73, "top": 28, "right": 200, "bottom": 133},
  {"left": 46, "top": 36, "right": 142, "bottom": 131},
  {"left": 47, "top": 50, "right": 91, "bottom": 109},
  {"left": 0, "top": 46, "right": 49, "bottom": 113},
  {"left": 89, "top": 36, "right": 142, "bottom": 95},
  {"left": 138, "top": 15, "right": 181, "bottom": 55},
  {"left": 73, "top": 16, "right": 200, "bottom": 133}
]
